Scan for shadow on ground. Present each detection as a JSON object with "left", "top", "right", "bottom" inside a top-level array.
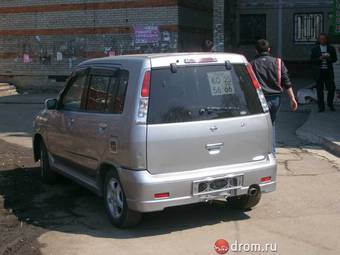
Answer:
[{"left": 0, "top": 162, "right": 250, "bottom": 240}]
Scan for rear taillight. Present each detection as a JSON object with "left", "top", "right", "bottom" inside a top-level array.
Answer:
[
  {"left": 137, "top": 70, "right": 151, "bottom": 124},
  {"left": 261, "top": 176, "right": 272, "bottom": 183},
  {"left": 246, "top": 63, "right": 269, "bottom": 113},
  {"left": 141, "top": 71, "right": 151, "bottom": 97},
  {"left": 184, "top": 57, "right": 217, "bottom": 64},
  {"left": 246, "top": 63, "right": 260, "bottom": 89}
]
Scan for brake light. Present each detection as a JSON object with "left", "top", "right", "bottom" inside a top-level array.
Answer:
[
  {"left": 199, "top": 57, "right": 217, "bottom": 63},
  {"left": 261, "top": 176, "right": 272, "bottom": 183},
  {"left": 246, "top": 63, "right": 269, "bottom": 113},
  {"left": 154, "top": 193, "right": 170, "bottom": 199},
  {"left": 141, "top": 71, "right": 151, "bottom": 97},
  {"left": 184, "top": 57, "right": 217, "bottom": 64},
  {"left": 137, "top": 70, "right": 151, "bottom": 124},
  {"left": 246, "top": 63, "right": 261, "bottom": 89}
]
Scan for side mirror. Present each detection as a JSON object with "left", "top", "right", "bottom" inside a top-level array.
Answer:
[{"left": 44, "top": 98, "right": 58, "bottom": 110}]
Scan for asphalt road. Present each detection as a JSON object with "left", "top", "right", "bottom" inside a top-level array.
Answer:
[{"left": 0, "top": 91, "right": 339, "bottom": 255}]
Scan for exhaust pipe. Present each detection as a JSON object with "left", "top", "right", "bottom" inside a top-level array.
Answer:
[{"left": 248, "top": 185, "right": 260, "bottom": 197}]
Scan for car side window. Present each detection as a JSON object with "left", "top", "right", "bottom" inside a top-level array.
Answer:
[
  {"left": 109, "top": 70, "right": 129, "bottom": 114},
  {"left": 85, "top": 68, "right": 129, "bottom": 114},
  {"left": 87, "top": 75, "right": 112, "bottom": 112},
  {"left": 60, "top": 70, "right": 88, "bottom": 111}
]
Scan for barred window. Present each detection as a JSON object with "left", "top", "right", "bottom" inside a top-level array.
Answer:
[{"left": 294, "top": 13, "right": 323, "bottom": 43}]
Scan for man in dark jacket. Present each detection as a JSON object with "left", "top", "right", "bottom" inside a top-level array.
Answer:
[
  {"left": 311, "top": 33, "right": 337, "bottom": 112},
  {"left": 251, "top": 39, "right": 298, "bottom": 153}
]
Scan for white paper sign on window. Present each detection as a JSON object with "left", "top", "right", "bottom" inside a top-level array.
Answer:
[{"left": 207, "top": 71, "right": 235, "bottom": 96}]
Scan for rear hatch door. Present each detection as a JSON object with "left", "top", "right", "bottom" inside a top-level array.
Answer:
[{"left": 146, "top": 62, "right": 270, "bottom": 175}]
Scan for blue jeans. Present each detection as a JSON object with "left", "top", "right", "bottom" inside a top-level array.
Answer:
[{"left": 265, "top": 95, "right": 282, "bottom": 155}]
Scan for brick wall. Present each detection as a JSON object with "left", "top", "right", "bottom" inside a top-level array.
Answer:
[
  {"left": 0, "top": 0, "right": 179, "bottom": 87},
  {"left": 0, "top": 0, "right": 212, "bottom": 90}
]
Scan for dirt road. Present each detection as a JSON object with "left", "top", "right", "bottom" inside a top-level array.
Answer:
[{"left": 0, "top": 141, "right": 42, "bottom": 255}]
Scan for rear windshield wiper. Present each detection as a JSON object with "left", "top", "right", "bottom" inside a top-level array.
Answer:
[{"left": 199, "top": 106, "right": 240, "bottom": 115}]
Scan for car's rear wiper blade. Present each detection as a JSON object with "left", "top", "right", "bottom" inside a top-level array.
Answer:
[{"left": 199, "top": 106, "right": 240, "bottom": 114}]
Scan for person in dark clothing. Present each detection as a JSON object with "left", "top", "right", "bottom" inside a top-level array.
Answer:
[
  {"left": 311, "top": 33, "right": 337, "bottom": 112},
  {"left": 251, "top": 39, "right": 298, "bottom": 153}
]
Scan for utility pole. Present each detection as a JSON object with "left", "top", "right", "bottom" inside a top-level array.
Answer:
[{"left": 277, "top": 0, "right": 283, "bottom": 57}]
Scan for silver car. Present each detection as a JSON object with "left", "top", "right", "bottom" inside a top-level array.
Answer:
[{"left": 33, "top": 53, "right": 277, "bottom": 228}]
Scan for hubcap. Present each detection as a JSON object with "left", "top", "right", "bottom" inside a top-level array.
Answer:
[{"left": 106, "top": 178, "right": 124, "bottom": 219}]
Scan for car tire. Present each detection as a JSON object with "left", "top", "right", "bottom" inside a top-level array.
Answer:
[
  {"left": 104, "top": 170, "right": 142, "bottom": 228},
  {"left": 227, "top": 190, "right": 262, "bottom": 211},
  {"left": 39, "top": 141, "right": 57, "bottom": 184}
]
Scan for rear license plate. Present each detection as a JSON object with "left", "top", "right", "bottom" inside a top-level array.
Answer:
[{"left": 193, "top": 175, "right": 243, "bottom": 196}]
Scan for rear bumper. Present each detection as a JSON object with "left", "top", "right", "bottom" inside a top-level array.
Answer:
[{"left": 118, "top": 154, "right": 277, "bottom": 213}]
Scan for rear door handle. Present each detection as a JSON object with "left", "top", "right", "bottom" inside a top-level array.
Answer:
[
  {"left": 206, "top": 143, "right": 224, "bottom": 150},
  {"left": 206, "top": 143, "right": 224, "bottom": 155}
]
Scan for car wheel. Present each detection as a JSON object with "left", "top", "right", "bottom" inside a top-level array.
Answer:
[
  {"left": 104, "top": 171, "right": 142, "bottom": 228},
  {"left": 39, "top": 141, "right": 57, "bottom": 184},
  {"left": 227, "top": 188, "right": 262, "bottom": 211}
]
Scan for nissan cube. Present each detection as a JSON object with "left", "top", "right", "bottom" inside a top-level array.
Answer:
[{"left": 33, "top": 53, "right": 277, "bottom": 228}]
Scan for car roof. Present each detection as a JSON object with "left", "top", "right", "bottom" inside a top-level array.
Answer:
[{"left": 79, "top": 52, "right": 248, "bottom": 68}]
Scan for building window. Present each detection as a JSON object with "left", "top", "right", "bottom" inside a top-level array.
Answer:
[
  {"left": 294, "top": 13, "right": 323, "bottom": 44},
  {"left": 239, "top": 14, "right": 266, "bottom": 45}
]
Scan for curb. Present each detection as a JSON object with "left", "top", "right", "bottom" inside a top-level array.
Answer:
[
  {"left": 321, "top": 137, "right": 340, "bottom": 157},
  {"left": 296, "top": 108, "right": 340, "bottom": 157}
]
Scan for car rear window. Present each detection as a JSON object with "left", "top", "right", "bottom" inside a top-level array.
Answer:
[{"left": 147, "top": 64, "right": 263, "bottom": 124}]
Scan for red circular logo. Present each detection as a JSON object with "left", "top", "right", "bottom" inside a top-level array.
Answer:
[{"left": 214, "top": 239, "right": 230, "bottom": 254}]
